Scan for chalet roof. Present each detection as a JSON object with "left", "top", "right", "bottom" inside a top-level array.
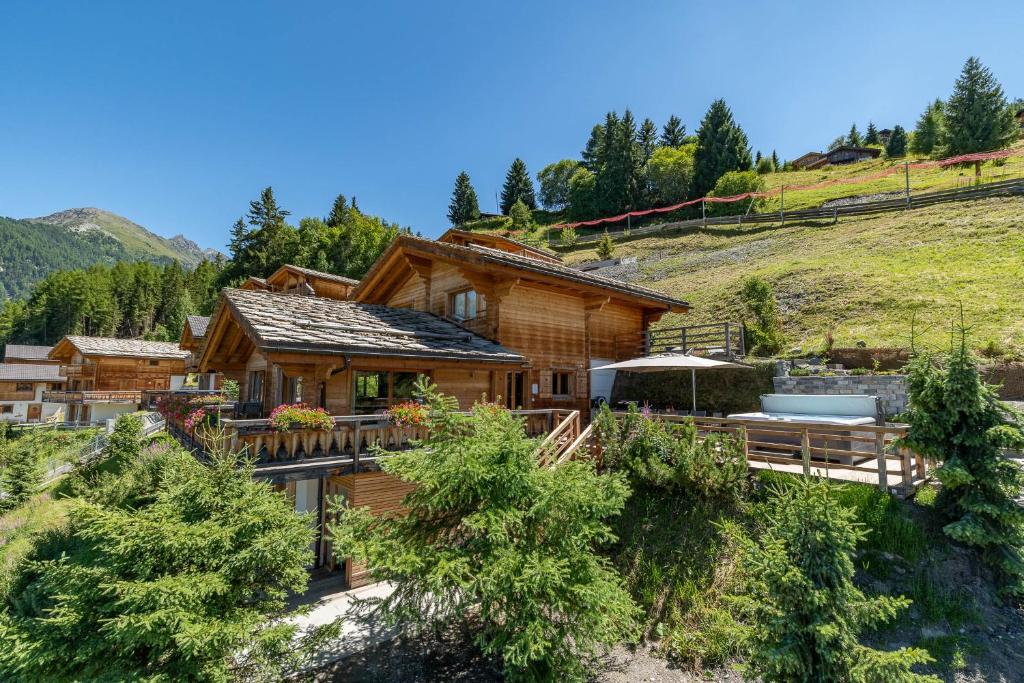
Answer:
[
  {"left": 0, "top": 363, "right": 65, "bottom": 382},
  {"left": 55, "top": 336, "right": 190, "bottom": 360},
  {"left": 219, "top": 288, "right": 525, "bottom": 364},
  {"left": 358, "top": 235, "right": 689, "bottom": 310},
  {"left": 826, "top": 145, "right": 882, "bottom": 157},
  {"left": 3, "top": 344, "right": 54, "bottom": 361},
  {"left": 439, "top": 228, "right": 562, "bottom": 262},
  {"left": 186, "top": 315, "right": 210, "bottom": 339},
  {"left": 267, "top": 264, "right": 359, "bottom": 287}
]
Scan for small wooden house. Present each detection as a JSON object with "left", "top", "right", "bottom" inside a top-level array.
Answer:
[
  {"left": 0, "top": 363, "right": 66, "bottom": 423},
  {"left": 2, "top": 344, "right": 60, "bottom": 365},
  {"left": 264, "top": 264, "right": 359, "bottom": 299},
  {"left": 180, "top": 315, "right": 219, "bottom": 389},
  {"left": 791, "top": 151, "right": 827, "bottom": 170},
  {"left": 46, "top": 336, "right": 189, "bottom": 423},
  {"left": 825, "top": 146, "right": 881, "bottom": 165}
]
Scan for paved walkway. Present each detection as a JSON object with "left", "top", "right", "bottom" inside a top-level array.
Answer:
[{"left": 288, "top": 575, "right": 398, "bottom": 669}]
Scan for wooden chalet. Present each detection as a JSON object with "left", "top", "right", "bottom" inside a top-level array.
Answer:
[
  {"left": 179, "top": 315, "right": 220, "bottom": 390},
  {"left": 2, "top": 344, "right": 61, "bottom": 365},
  {"left": 240, "top": 276, "right": 269, "bottom": 291},
  {"left": 791, "top": 151, "right": 827, "bottom": 170},
  {"left": 826, "top": 145, "right": 881, "bottom": 165},
  {"left": 186, "top": 237, "right": 688, "bottom": 584},
  {"left": 0, "top": 362, "right": 65, "bottom": 423},
  {"left": 264, "top": 264, "right": 359, "bottom": 299},
  {"left": 45, "top": 336, "right": 189, "bottom": 423}
]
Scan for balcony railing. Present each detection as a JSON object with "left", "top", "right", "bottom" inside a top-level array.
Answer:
[
  {"left": 140, "top": 388, "right": 228, "bottom": 411},
  {"left": 168, "top": 408, "right": 577, "bottom": 471},
  {"left": 614, "top": 322, "right": 745, "bottom": 359},
  {"left": 63, "top": 364, "right": 97, "bottom": 380},
  {"left": 42, "top": 390, "right": 143, "bottom": 404}
]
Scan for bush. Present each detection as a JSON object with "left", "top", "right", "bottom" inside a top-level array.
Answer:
[
  {"left": 740, "top": 276, "right": 785, "bottom": 356},
  {"left": 736, "top": 477, "right": 938, "bottom": 682},
  {"left": 707, "top": 170, "right": 764, "bottom": 217},
  {"left": 645, "top": 145, "right": 695, "bottom": 205},
  {"left": 755, "top": 156, "right": 774, "bottom": 174},
  {"left": 105, "top": 414, "right": 142, "bottom": 463},
  {"left": 0, "top": 445, "right": 42, "bottom": 512},
  {"left": 332, "top": 380, "right": 639, "bottom": 682},
  {"left": 559, "top": 225, "right": 578, "bottom": 247},
  {"left": 904, "top": 324, "right": 1024, "bottom": 596},
  {"left": 596, "top": 231, "right": 615, "bottom": 260},
  {"left": 509, "top": 198, "right": 533, "bottom": 233},
  {"left": 594, "top": 404, "right": 747, "bottom": 502}
]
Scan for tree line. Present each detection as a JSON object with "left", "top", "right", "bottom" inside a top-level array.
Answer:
[
  {"left": 449, "top": 56, "right": 1021, "bottom": 229},
  {"left": 0, "top": 187, "right": 407, "bottom": 348}
]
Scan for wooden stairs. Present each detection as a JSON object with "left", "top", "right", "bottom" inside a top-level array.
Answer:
[{"left": 535, "top": 410, "right": 597, "bottom": 467}]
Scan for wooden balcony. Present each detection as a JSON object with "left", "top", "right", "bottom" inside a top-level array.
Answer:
[
  {"left": 63, "top": 364, "right": 97, "bottom": 381},
  {"left": 614, "top": 322, "right": 745, "bottom": 359},
  {"left": 168, "top": 408, "right": 578, "bottom": 478},
  {"left": 42, "top": 390, "right": 142, "bottom": 404}
]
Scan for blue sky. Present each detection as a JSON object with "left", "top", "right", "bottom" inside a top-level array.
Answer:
[{"left": 2, "top": 1, "right": 1021, "bottom": 250}]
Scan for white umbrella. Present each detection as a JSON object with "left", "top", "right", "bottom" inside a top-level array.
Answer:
[{"left": 590, "top": 353, "right": 751, "bottom": 413}]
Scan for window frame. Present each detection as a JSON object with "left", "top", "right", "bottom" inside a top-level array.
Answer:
[
  {"left": 551, "top": 370, "right": 574, "bottom": 399},
  {"left": 448, "top": 288, "right": 485, "bottom": 322},
  {"left": 15, "top": 382, "right": 33, "bottom": 393}
]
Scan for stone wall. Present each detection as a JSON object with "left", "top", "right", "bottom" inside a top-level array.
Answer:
[{"left": 772, "top": 374, "right": 908, "bottom": 417}]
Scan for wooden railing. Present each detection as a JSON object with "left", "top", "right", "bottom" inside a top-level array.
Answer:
[
  {"left": 140, "top": 388, "right": 227, "bottom": 410},
  {"left": 614, "top": 413, "right": 927, "bottom": 495},
  {"left": 41, "top": 390, "right": 143, "bottom": 404},
  {"left": 615, "top": 322, "right": 745, "bottom": 359},
  {"left": 172, "top": 408, "right": 578, "bottom": 470},
  {"left": 63, "top": 364, "right": 97, "bottom": 380}
]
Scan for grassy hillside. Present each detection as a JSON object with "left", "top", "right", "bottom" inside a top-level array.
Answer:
[{"left": 554, "top": 195, "right": 1024, "bottom": 354}]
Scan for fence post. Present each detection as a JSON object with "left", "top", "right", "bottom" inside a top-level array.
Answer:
[
  {"left": 801, "top": 428, "right": 811, "bottom": 476},
  {"left": 900, "top": 446, "right": 913, "bottom": 491},
  {"left": 875, "top": 432, "right": 887, "bottom": 492},
  {"left": 780, "top": 185, "right": 785, "bottom": 225},
  {"left": 725, "top": 323, "right": 732, "bottom": 357},
  {"left": 701, "top": 199, "right": 706, "bottom": 228},
  {"left": 680, "top": 327, "right": 687, "bottom": 354},
  {"left": 904, "top": 161, "right": 911, "bottom": 206}
]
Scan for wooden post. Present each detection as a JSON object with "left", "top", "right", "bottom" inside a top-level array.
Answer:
[
  {"left": 353, "top": 422, "right": 361, "bottom": 472},
  {"left": 780, "top": 185, "right": 785, "bottom": 225},
  {"left": 680, "top": 327, "right": 687, "bottom": 353},
  {"left": 915, "top": 449, "right": 927, "bottom": 480},
  {"left": 701, "top": 199, "right": 706, "bottom": 227},
  {"left": 725, "top": 323, "right": 732, "bottom": 357},
  {"left": 875, "top": 432, "right": 887, "bottom": 492},
  {"left": 904, "top": 161, "right": 911, "bottom": 206},
  {"left": 900, "top": 446, "right": 913, "bottom": 490},
  {"left": 801, "top": 428, "right": 811, "bottom": 477}
]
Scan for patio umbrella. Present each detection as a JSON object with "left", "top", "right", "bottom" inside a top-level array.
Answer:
[{"left": 590, "top": 353, "right": 751, "bottom": 413}]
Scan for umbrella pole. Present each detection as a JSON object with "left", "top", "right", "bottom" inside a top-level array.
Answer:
[{"left": 692, "top": 368, "right": 697, "bottom": 413}]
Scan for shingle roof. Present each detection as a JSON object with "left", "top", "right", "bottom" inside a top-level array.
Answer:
[
  {"left": 0, "top": 363, "right": 65, "bottom": 381},
  {"left": 3, "top": 344, "right": 54, "bottom": 361},
  {"left": 270, "top": 265, "right": 359, "bottom": 287},
  {"left": 375, "top": 236, "right": 688, "bottom": 309},
  {"left": 62, "top": 336, "right": 190, "bottom": 359},
  {"left": 440, "top": 228, "right": 561, "bottom": 261},
  {"left": 186, "top": 315, "right": 210, "bottom": 339},
  {"left": 222, "top": 288, "right": 524, "bottom": 364}
]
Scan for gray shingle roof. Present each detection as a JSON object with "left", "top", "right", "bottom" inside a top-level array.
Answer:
[
  {"left": 186, "top": 315, "right": 210, "bottom": 339},
  {"left": 222, "top": 288, "right": 524, "bottom": 364},
  {"left": 272, "top": 265, "right": 359, "bottom": 287},
  {"left": 0, "top": 363, "right": 65, "bottom": 381},
  {"left": 3, "top": 344, "right": 54, "bottom": 361},
  {"left": 63, "top": 336, "right": 190, "bottom": 359}
]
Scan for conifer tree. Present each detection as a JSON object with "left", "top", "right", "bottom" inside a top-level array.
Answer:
[
  {"left": 692, "top": 99, "right": 753, "bottom": 198},
  {"left": 247, "top": 186, "right": 290, "bottom": 230},
  {"left": 885, "top": 125, "right": 908, "bottom": 158},
  {"left": 508, "top": 198, "right": 532, "bottom": 232},
  {"left": 325, "top": 193, "right": 353, "bottom": 227},
  {"left": 659, "top": 115, "right": 686, "bottom": 147},
  {"left": 446, "top": 171, "right": 481, "bottom": 226},
  {"left": 847, "top": 122, "right": 862, "bottom": 147},
  {"left": 943, "top": 57, "right": 1016, "bottom": 158},
  {"left": 771, "top": 149, "right": 779, "bottom": 170},
  {"left": 499, "top": 158, "right": 537, "bottom": 214},
  {"left": 637, "top": 117, "right": 659, "bottom": 163},
  {"left": 755, "top": 150, "right": 762, "bottom": 164},
  {"left": 581, "top": 124, "right": 605, "bottom": 172},
  {"left": 864, "top": 121, "right": 880, "bottom": 145},
  {"left": 911, "top": 99, "right": 946, "bottom": 157},
  {"left": 596, "top": 230, "right": 615, "bottom": 260}
]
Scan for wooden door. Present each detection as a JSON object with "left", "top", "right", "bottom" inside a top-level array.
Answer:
[{"left": 27, "top": 404, "right": 42, "bottom": 422}]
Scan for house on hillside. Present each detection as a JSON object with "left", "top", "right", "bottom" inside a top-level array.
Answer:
[
  {"left": 192, "top": 234, "right": 690, "bottom": 583},
  {"left": 878, "top": 129, "right": 893, "bottom": 145},
  {"left": 825, "top": 146, "right": 882, "bottom": 165},
  {"left": 2, "top": 344, "right": 61, "bottom": 365},
  {"left": 0, "top": 363, "right": 66, "bottom": 423},
  {"left": 1015, "top": 109, "right": 1024, "bottom": 131},
  {"left": 45, "top": 336, "right": 189, "bottom": 424},
  {"left": 792, "top": 151, "right": 827, "bottom": 170}
]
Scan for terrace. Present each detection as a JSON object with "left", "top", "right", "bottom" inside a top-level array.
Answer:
[{"left": 42, "top": 390, "right": 143, "bottom": 404}]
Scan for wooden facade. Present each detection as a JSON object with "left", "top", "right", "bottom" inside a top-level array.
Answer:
[{"left": 264, "top": 264, "right": 358, "bottom": 300}]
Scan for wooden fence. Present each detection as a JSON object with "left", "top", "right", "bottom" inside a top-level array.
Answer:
[{"left": 562, "top": 176, "right": 1024, "bottom": 246}]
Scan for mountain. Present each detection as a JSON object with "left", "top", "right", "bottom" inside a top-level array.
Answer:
[{"left": 0, "top": 208, "right": 223, "bottom": 301}]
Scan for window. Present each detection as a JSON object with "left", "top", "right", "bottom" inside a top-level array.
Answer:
[
  {"left": 552, "top": 371, "right": 573, "bottom": 398},
  {"left": 248, "top": 371, "right": 265, "bottom": 402},
  {"left": 286, "top": 376, "right": 303, "bottom": 403},
  {"left": 149, "top": 360, "right": 160, "bottom": 367},
  {"left": 15, "top": 383, "right": 33, "bottom": 392},
  {"left": 354, "top": 371, "right": 422, "bottom": 414},
  {"left": 0, "top": 405, "right": 12, "bottom": 415},
  {"left": 449, "top": 289, "right": 484, "bottom": 322}
]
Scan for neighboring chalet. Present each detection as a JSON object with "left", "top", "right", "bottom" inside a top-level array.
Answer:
[
  {"left": 0, "top": 362, "right": 65, "bottom": 423},
  {"left": 791, "top": 151, "right": 827, "bottom": 170},
  {"left": 240, "top": 276, "right": 269, "bottom": 291},
  {"left": 45, "top": 336, "right": 189, "bottom": 424},
  {"left": 1015, "top": 109, "right": 1024, "bottom": 130},
  {"left": 180, "top": 315, "right": 219, "bottom": 389},
  {"left": 263, "top": 264, "right": 359, "bottom": 299},
  {"left": 825, "top": 145, "right": 881, "bottom": 165},
  {"left": 2, "top": 344, "right": 61, "bottom": 365},
  {"left": 192, "top": 236, "right": 688, "bottom": 584}
]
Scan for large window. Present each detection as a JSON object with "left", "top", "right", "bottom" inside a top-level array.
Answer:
[
  {"left": 354, "top": 371, "right": 421, "bottom": 414},
  {"left": 0, "top": 405, "right": 12, "bottom": 414},
  {"left": 15, "top": 383, "right": 32, "bottom": 392},
  {"left": 449, "top": 289, "right": 484, "bottom": 322},
  {"left": 552, "top": 371, "right": 573, "bottom": 399}
]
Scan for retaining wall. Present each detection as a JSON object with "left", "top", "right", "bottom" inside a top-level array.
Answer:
[{"left": 772, "top": 374, "right": 908, "bottom": 416}]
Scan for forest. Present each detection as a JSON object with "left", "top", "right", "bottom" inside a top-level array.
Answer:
[{"left": 0, "top": 188, "right": 407, "bottom": 347}]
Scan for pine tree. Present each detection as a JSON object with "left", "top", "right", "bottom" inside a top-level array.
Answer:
[
  {"left": 943, "top": 57, "right": 1016, "bottom": 157},
  {"left": 596, "top": 231, "right": 615, "bottom": 260},
  {"left": 755, "top": 150, "right": 762, "bottom": 164},
  {"left": 247, "top": 186, "right": 290, "bottom": 230},
  {"left": 911, "top": 99, "right": 946, "bottom": 157},
  {"left": 499, "top": 158, "right": 537, "bottom": 214},
  {"left": 325, "top": 194, "right": 352, "bottom": 227},
  {"left": 864, "top": 121, "right": 880, "bottom": 145},
  {"left": 885, "top": 124, "right": 908, "bottom": 158},
  {"left": 847, "top": 122, "right": 862, "bottom": 147},
  {"left": 638, "top": 117, "right": 659, "bottom": 163},
  {"left": 581, "top": 124, "right": 605, "bottom": 172},
  {"left": 446, "top": 171, "right": 481, "bottom": 226},
  {"left": 692, "top": 99, "right": 753, "bottom": 198},
  {"left": 771, "top": 149, "right": 779, "bottom": 170},
  {"left": 659, "top": 115, "right": 686, "bottom": 147},
  {"left": 508, "top": 198, "right": 532, "bottom": 232}
]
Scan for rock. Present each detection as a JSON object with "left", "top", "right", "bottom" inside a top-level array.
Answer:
[{"left": 921, "top": 625, "right": 948, "bottom": 639}]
